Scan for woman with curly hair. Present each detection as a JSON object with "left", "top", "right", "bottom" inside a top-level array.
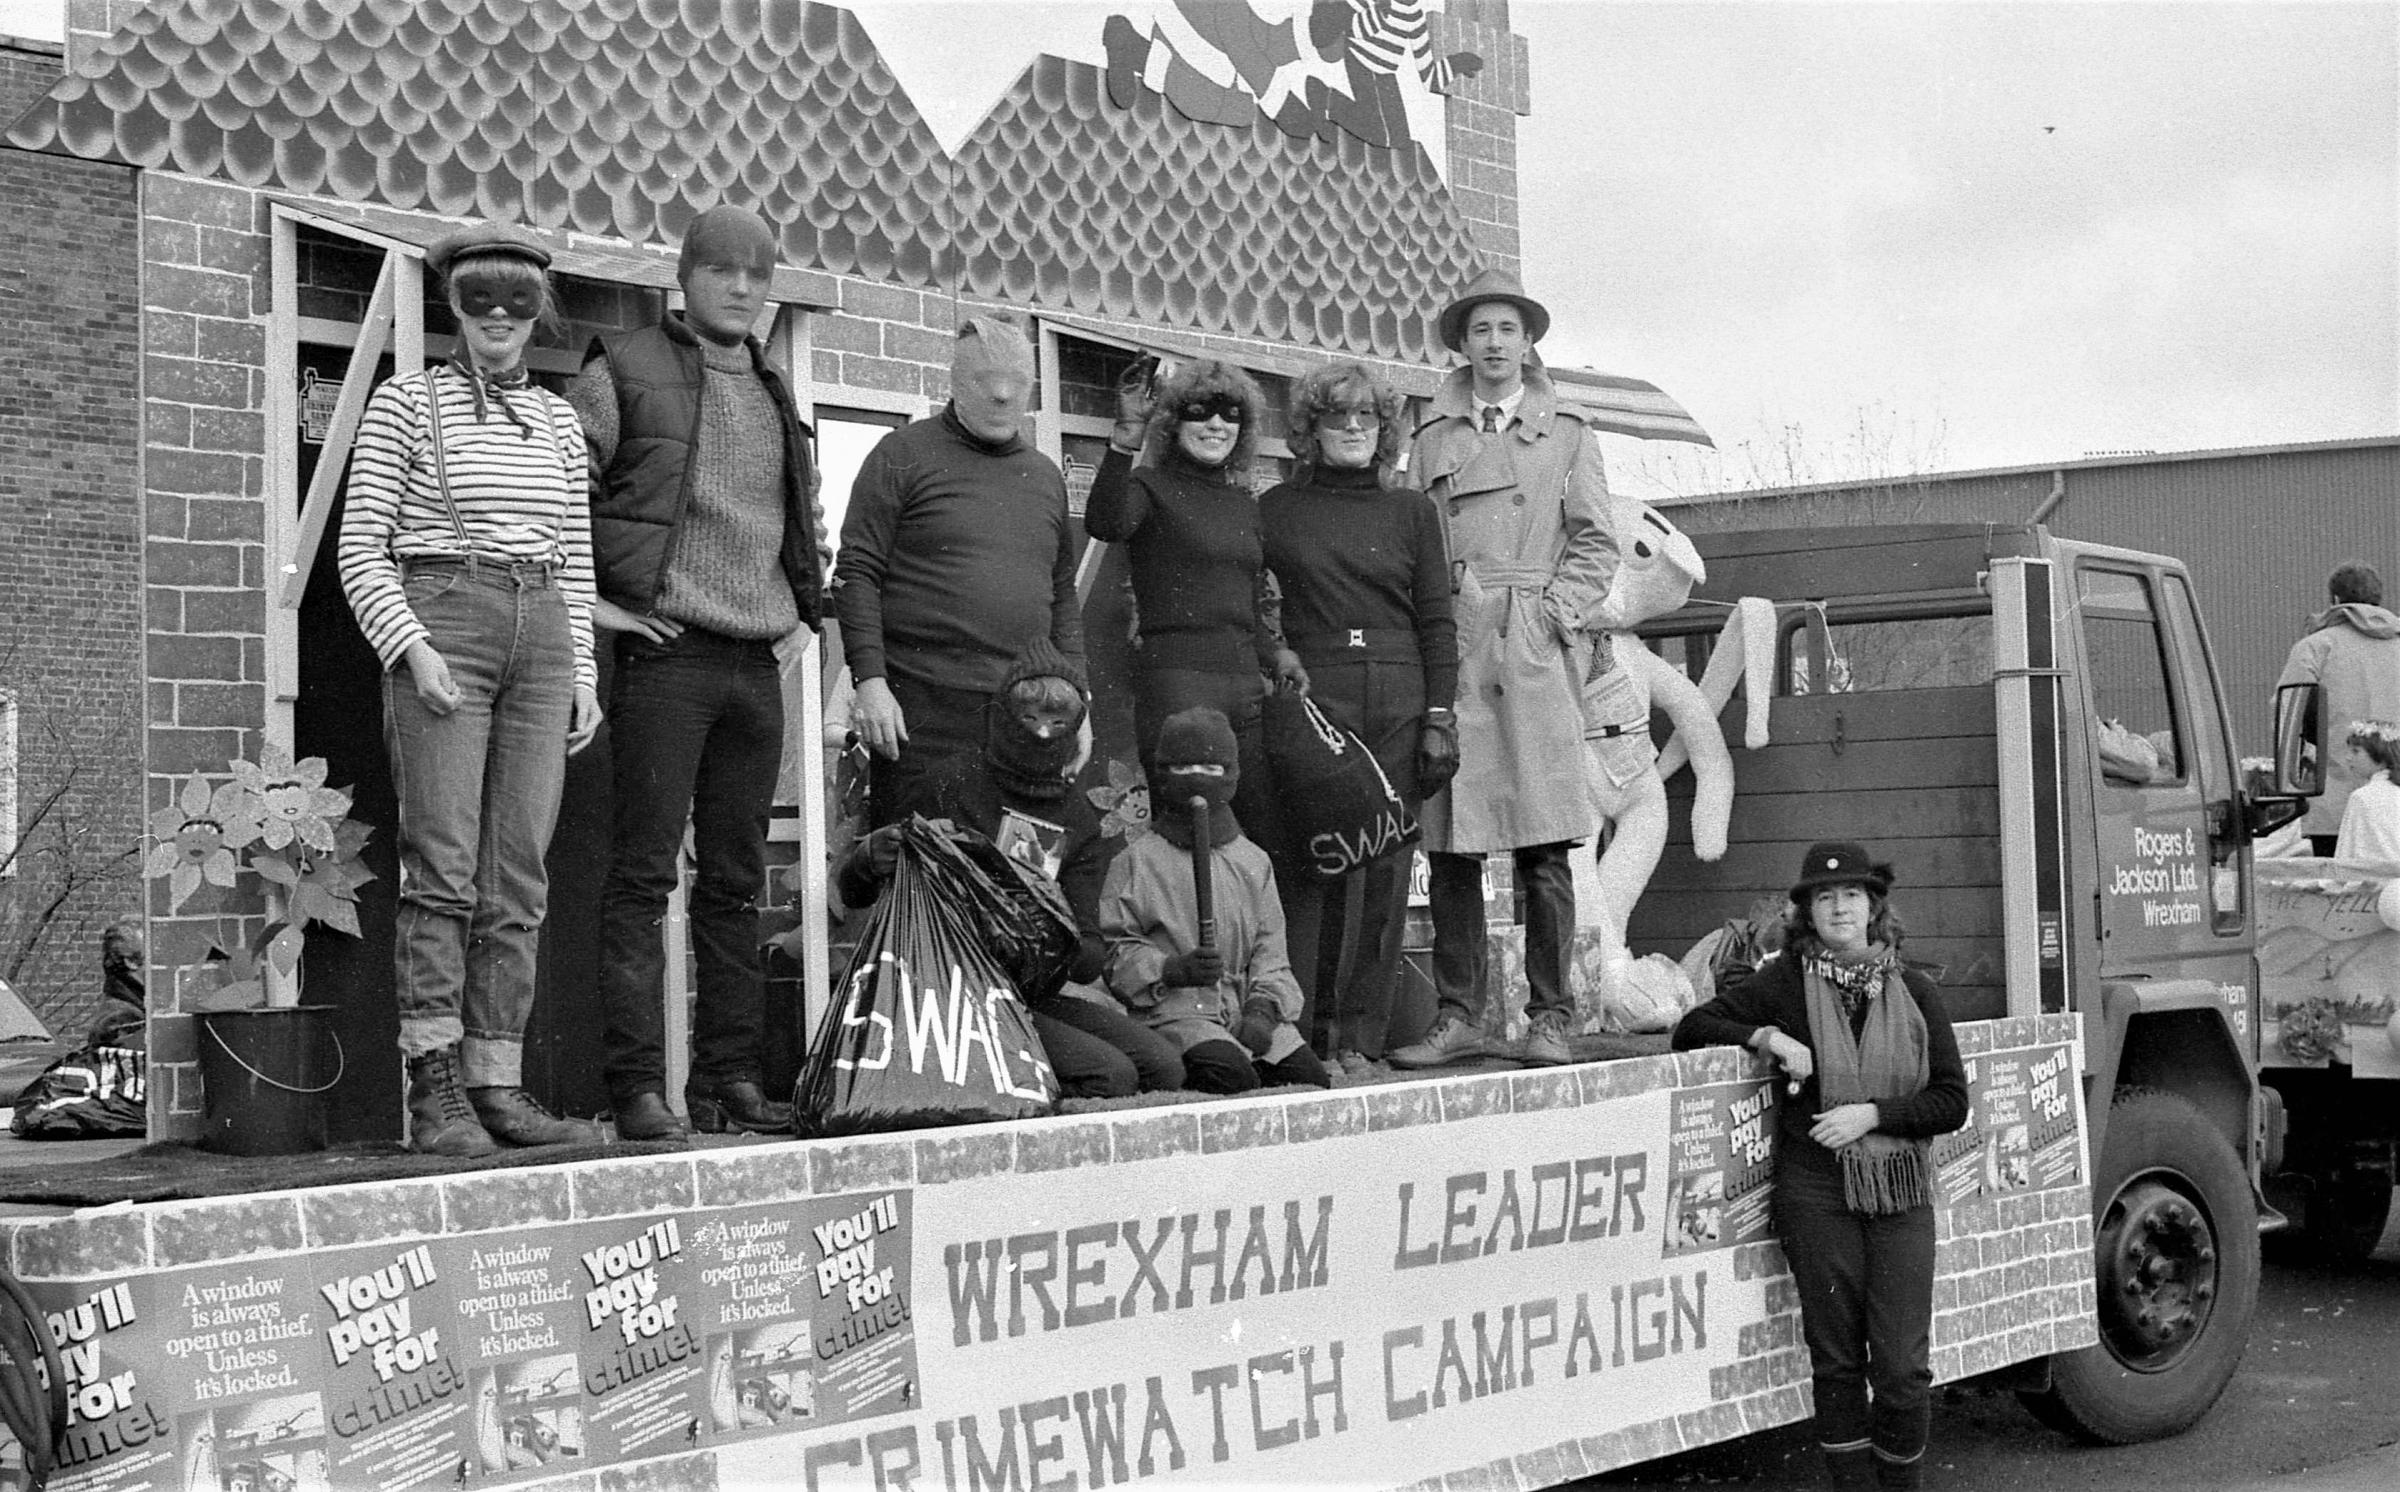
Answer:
[
  {"left": 1673, "top": 843, "right": 1966, "bottom": 1489},
  {"left": 1255, "top": 362, "right": 1456, "bottom": 1063},
  {"left": 1085, "top": 359, "right": 1287, "bottom": 844}
]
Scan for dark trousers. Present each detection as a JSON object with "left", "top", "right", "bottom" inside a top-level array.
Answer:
[
  {"left": 1775, "top": 1153, "right": 1937, "bottom": 1463},
  {"left": 600, "top": 629, "right": 782, "bottom": 1103},
  {"left": 1182, "top": 1039, "right": 1331, "bottom": 1095},
  {"left": 1282, "top": 657, "right": 1423, "bottom": 1059},
  {"left": 1428, "top": 841, "right": 1575, "bottom": 1026},
  {"left": 1029, "top": 994, "right": 1185, "bottom": 1098},
  {"left": 868, "top": 673, "right": 991, "bottom": 830},
  {"left": 1133, "top": 666, "right": 1281, "bottom": 856}
]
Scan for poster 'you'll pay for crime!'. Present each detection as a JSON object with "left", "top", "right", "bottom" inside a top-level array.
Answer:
[{"left": 22, "top": 1186, "right": 918, "bottom": 1491}]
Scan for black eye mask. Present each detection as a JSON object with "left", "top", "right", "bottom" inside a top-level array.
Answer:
[
  {"left": 1177, "top": 395, "right": 1246, "bottom": 425},
  {"left": 453, "top": 271, "right": 541, "bottom": 321}
]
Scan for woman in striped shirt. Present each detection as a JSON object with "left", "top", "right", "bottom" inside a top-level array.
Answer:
[{"left": 337, "top": 222, "right": 602, "bottom": 1157}]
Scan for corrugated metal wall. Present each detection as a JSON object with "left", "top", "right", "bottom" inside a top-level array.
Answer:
[{"left": 1665, "top": 441, "right": 2400, "bottom": 757}]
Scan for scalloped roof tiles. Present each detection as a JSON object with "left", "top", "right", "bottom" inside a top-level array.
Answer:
[
  {"left": 9, "top": 0, "right": 950, "bottom": 287},
  {"left": 8, "top": 0, "right": 1493, "bottom": 367}
]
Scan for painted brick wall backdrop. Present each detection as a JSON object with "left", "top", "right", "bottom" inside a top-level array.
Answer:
[{"left": 0, "top": 38, "right": 144, "bottom": 1038}]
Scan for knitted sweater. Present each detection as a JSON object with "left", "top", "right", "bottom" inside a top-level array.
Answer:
[
  {"left": 567, "top": 343, "right": 797, "bottom": 640},
  {"left": 1258, "top": 466, "right": 1458, "bottom": 710},
  {"left": 834, "top": 405, "right": 1083, "bottom": 694},
  {"left": 1084, "top": 447, "right": 1277, "bottom": 674},
  {"left": 1672, "top": 952, "right": 1968, "bottom": 1174}
]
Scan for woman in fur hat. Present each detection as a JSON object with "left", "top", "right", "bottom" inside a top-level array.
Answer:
[{"left": 1672, "top": 843, "right": 1967, "bottom": 1489}]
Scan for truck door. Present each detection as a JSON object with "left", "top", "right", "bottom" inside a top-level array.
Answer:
[{"left": 2076, "top": 564, "right": 2256, "bottom": 1022}]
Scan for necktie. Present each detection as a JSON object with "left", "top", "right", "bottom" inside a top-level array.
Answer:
[{"left": 1481, "top": 405, "right": 1500, "bottom": 434}]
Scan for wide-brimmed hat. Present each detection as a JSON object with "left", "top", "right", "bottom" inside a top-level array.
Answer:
[
  {"left": 1788, "top": 841, "right": 1893, "bottom": 902},
  {"left": 1436, "top": 266, "right": 1551, "bottom": 351},
  {"left": 425, "top": 222, "right": 551, "bottom": 278}
]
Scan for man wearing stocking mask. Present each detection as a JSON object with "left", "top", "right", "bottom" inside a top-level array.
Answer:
[{"left": 839, "top": 640, "right": 1183, "bottom": 1098}]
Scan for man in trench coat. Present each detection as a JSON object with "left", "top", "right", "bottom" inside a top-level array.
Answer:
[{"left": 1389, "top": 268, "right": 1618, "bottom": 1069}]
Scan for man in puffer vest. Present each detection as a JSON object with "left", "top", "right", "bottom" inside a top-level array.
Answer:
[{"left": 567, "top": 205, "right": 825, "bottom": 1143}]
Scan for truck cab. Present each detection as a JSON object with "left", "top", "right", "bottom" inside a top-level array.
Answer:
[{"left": 1634, "top": 521, "right": 2279, "bottom": 1443}]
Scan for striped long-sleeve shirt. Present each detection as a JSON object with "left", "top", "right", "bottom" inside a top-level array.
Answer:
[
  {"left": 1347, "top": 0, "right": 1463, "bottom": 94},
  {"left": 337, "top": 366, "right": 598, "bottom": 692}
]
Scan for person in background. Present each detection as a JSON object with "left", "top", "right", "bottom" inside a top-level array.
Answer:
[
  {"left": 1085, "top": 358, "right": 1284, "bottom": 848},
  {"left": 837, "top": 639, "right": 1184, "bottom": 1098},
  {"left": 339, "top": 222, "right": 603, "bottom": 1155},
  {"left": 1257, "top": 361, "right": 1455, "bottom": 1065},
  {"left": 568, "top": 204, "right": 825, "bottom": 1142},
  {"left": 2277, "top": 563, "right": 2400, "bottom": 855},
  {"left": 2334, "top": 720, "right": 2400, "bottom": 864},
  {"left": 837, "top": 315, "right": 1086, "bottom": 827},
  {"left": 1672, "top": 843, "right": 1967, "bottom": 1490},
  {"left": 1102, "top": 708, "right": 1328, "bottom": 1093},
  {"left": 1391, "top": 266, "right": 1617, "bottom": 1070}
]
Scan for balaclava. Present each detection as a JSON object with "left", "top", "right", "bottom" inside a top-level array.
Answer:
[
  {"left": 985, "top": 637, "right": 1088, "bottom": 801},
  {"left": 1151, "top": 707, "right": 1240, "bottom": 845}
]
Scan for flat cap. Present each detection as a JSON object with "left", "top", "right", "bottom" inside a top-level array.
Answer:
[{"left": 425, "top": 221, "right": 552, "bottom": 277}]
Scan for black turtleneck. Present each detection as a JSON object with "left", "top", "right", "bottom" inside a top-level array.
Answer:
[
  {"left": 1258, "top": 466, "right": 1458, "bottom": 711},
  {"left": 834, "top": 403, "right": 1084, "bottom": 697},
  {"left": 1085, "top": 447, "right": 1279, "bottom": 674}
]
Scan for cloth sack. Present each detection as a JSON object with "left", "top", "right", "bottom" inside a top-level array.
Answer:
[
  {"left": 1260, "top": 692, "right": 1418, "bottom": 883},
  {"left": 795, "top": 817, "right": 1064, "bottom": 1136}
]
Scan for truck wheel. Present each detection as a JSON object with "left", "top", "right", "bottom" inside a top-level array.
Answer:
[{"left": 2019, "top": 1087, "right": 2259, "bottom": 1444}]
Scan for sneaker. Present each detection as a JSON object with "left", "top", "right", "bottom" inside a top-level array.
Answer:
[
  {"left": 470, "top": 1087, "right": 604, "bottom": 1148},
  {"left": 1387, "top": 1016, "right": 1488, "bottom": 1070},
  {"left": 1519, "top": 1010, "right": 1573, "bottom": 1067}
]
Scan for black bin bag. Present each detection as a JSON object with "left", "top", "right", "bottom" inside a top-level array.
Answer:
[
  {"left": 795, "top": 816, "right": 1068, "bottom": 1137},
  {"left": 1261, "top": 691, "right": 1418, "bottom": 883}
]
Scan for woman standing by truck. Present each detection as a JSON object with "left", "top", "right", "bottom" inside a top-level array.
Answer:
[{"left": 1673, "top": 843, "right": 1968, "bottom": 1489}]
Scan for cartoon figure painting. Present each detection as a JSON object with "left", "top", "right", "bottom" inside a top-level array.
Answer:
[{"left": 1104, "top": 0, "right": 1484, "bottom": 152}]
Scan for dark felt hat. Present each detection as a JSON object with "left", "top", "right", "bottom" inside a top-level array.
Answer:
[
  {"left": 1436, "top": 266, "right": 1551, "bottom": 352},
  {"left": 1788, "top": 841, "right": 1894, "bottom": 902},
  {"left": 425, "top": 222, "right": 551, "bottom": 278},
  {"left": 1154, "top": 707, "right": 1238, "bottom": 772}
]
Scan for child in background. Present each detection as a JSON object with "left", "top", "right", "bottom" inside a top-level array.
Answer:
[
  {"left": 1102, "top": 708, "right": 1330, "bottom": 1093},
  {"left": 2334, "top": 720, "right": 2400, "bottom": 864}
]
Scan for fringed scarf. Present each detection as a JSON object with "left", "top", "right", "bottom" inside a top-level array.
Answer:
[{"left": 1801, "top": 943, "right": 1933, "bottom": 1214}]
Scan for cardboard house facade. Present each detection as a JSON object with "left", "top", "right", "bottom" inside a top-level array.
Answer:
[{"left": 3, "top": 0, "right": 1706, "bottom": 1140}]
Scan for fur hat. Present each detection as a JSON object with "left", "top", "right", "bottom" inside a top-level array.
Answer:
[
  {"left": 677, "top": 205, "right": 778, "bottom": 283},
  {"left": 1153, "top": 707, "right": 1238, "bottom": 773},
  {"left": 1788, "top": 841, "right": 1894, "bottom": 903},
  {"left": 1436, "top": 265, "right": 1551, "bottom": 352}
]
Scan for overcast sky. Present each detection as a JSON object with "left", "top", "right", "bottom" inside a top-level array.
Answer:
[{"left": 6, "top": 0, "right": 2392, "bottom": 495}]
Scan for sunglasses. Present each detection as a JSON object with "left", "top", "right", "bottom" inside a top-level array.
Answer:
[
  {"left": 1176, "top": 396, "right": 1247, "bottom": 425},
  {"left": 1316, "top": 407, "right": 1380, "bottom": 432},
  {"left": 453, "top": 272, "right": 542, "bottom": 322}
]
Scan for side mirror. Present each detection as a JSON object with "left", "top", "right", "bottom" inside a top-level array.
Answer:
[{"left": 2272, "top": 682, "right": 2326, "bottom": 798}]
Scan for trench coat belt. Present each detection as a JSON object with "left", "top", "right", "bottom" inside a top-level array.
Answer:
[{"left": 1458, "top": 562, "right": 1552, "bottom": 638}]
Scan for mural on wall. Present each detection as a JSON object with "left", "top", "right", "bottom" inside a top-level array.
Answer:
[
  {"left": 1101, "top": 0, "right": 1483, "bottom": 154},
  {"left": 7, "top": 0, "right": 1502, "bottom": 365}
]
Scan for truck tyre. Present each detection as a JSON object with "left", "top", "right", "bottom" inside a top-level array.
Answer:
[
  {"left": 2304, "top": 1162, "right": 2393, "bottom": 1264},
  {"left": 2019, "top": 1087, "right": 2258, "bottom": 1444}
]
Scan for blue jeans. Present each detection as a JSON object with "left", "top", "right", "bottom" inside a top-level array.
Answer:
[
  {"left": 1429, "top": 841, "right": 1576, "bottom": 1026},
  {"left": 601, "top": 627, "right": 782, "bottom": 1102},
  {"left": 384, "top": 560, "right": 574, "bottom": 1087}
]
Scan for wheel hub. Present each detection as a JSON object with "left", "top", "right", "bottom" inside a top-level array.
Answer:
[{"left": 2096, "top": 1178, "right": 2219, "bottom": 1371}]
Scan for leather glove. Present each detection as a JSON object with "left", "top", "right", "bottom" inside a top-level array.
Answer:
[
  {"left": 1416, "top": 716, "right": 1460, "bottom": 794},
  {"left": 863, "top": 824, "right": 905, "bottom": 881},
  {"left": 1271, "top": 647, "right": 1312, "bottom": 696},
  {"left": 1235, "top": 999, "right": 1281, "bottom": 1057},
  {"left": 1111, "top": 360, "right": 1155, "bottom": 451},
  {"left": 1160, "top": 948, "right": 1225, "bottom": 989}
]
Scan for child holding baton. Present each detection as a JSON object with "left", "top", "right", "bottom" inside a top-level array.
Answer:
[{"left": 1101, "top": 708, "right": 1329, "bottom": 1092}]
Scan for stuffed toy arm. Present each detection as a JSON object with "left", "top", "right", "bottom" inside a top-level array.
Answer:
[
  {"left": 1635, "top": 651, "right": 1732, "bottom": 861},
  {"left": 1658, "top": 596, "right": 1776, "bottom": 780}
]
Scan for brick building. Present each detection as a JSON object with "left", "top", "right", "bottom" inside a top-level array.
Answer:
[
  {"left": 3, "top": 0, "right": 1705, "bottom": 1140},
  {"left": 0, "top": 34, "right": 142, "bottom": 1039}
]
